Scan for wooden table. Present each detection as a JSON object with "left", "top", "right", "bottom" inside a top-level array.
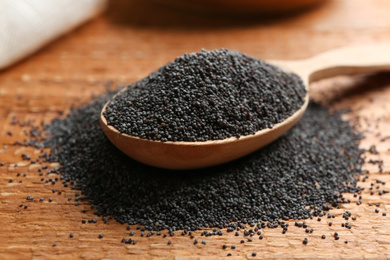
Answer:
[{"left": 1, "top": 0, "right": 390, "bottom": 258}]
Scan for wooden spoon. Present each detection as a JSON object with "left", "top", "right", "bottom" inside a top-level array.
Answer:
[{"left": 101, "top": 43, "right": 390, "bottom": 170}]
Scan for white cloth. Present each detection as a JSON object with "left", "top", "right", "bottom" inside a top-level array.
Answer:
[{"left": 0, "top": 0, "right": 107, "bottom": 70}]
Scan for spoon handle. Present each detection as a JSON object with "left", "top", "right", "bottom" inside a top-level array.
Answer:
[{"left": 269, "top": 43, "right": 390, "bottom": 86}]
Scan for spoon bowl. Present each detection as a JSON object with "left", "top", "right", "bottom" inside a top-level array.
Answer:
[
  {"left": 101, "top": 94, "right": 308, "bottom": 170},
  {"left": 101, "top": 43, "right": 390, "bottom": 170}
]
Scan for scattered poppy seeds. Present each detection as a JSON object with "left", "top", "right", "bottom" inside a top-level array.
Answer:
[
  {"left": 11, "top": 50, "right": 389, "bottom": 254},
  {"left": 35, "top": 89, "right": 364, "bottom": 231}
]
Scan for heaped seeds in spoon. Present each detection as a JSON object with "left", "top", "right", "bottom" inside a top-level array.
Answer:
[{"left": 104, "top": 49, "right": 306, "bottom": 142}]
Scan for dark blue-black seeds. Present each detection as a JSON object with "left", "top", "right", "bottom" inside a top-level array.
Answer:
[
  {"left": 33, "top": 76, "right": 364, "bottom": 232},
  {"left": 104, "top": 49, "right": 306, "bottom": 142}
]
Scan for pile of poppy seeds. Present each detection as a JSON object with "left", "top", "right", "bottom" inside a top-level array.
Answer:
[
  {"left": 42, "top": 96, "right": 364, "bottom": 230},
  {"left": 11, "top": 49, "right": 382, "bottom": 252}
]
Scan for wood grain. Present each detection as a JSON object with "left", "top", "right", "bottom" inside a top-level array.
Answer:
[{"left": 1, "top": 0, "right": 390, "bottom": 259}]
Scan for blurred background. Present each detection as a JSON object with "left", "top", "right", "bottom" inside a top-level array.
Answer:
[{"left": 2, "top": 0, "right": 390, "bottom": 82}]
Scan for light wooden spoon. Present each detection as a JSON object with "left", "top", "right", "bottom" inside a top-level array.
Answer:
[{"left": 101, "top": 43, "right": 390, "bottom": 170}]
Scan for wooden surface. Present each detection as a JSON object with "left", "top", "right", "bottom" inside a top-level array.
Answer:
[{"left": 1, "top": 0, "right": 390, "bottom": 259}]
